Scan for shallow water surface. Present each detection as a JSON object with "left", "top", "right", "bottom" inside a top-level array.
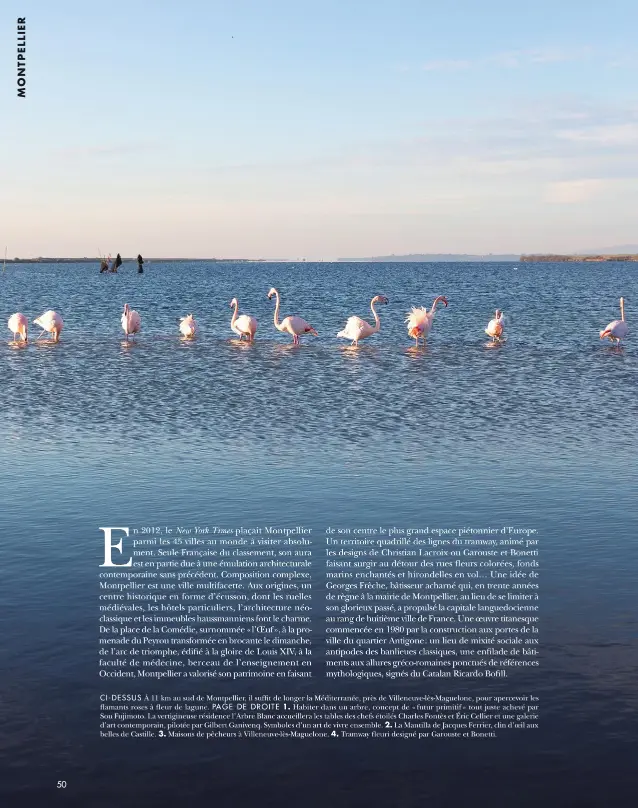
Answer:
[{"left": 1, "top": 261, "right": 636, "bottom": 806}]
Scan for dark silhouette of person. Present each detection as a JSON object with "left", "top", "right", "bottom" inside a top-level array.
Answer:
[
  {"left": 114, "top": 253, "right": 123, "bottom": 271},
  {"left": 137, "top": 254, "right": 144, "bottom": 274}
]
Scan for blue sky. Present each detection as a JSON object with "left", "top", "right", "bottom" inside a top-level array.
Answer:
[{"left": 2, "top": 0, "right": 637, "bottom": 258}]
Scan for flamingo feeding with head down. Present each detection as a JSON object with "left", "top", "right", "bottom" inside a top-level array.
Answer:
[
  {"left": 8, "top": 312, "right": 28, "bottom": 342},
  {"left": 600, "top": 298, "right": 628, "bottom": 345},
  {"left": 267, "top": 287, "right": 317, "bottom": 345},
  {"left": 485, "top": 309, "right": 505, "bottom": 342},
  {"left": 230, "top": 298, "right": 257, "bottom": 341},
  {"left": 337, "top": 295, "right": 389, "bottom": 346},
  {"left": 121, "top": 303, "right": 141, "bottom": 340},
  {"left": 179, "top": 314, "right": 198, "bottom": 338},
  {"left": 33, "top": 310, "right": 63, "bottom": 342},
  {"left": 405, "top": 296, "right": 448, "bottom": 347}
]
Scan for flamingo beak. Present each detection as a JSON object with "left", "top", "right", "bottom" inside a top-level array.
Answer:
[{"left": 443, "top": 298, "right": 449, "bottom": 307}]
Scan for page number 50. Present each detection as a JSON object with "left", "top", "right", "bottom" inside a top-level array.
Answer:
[{"left": 57, "top": 781, "right": 67, "bottom": 788}]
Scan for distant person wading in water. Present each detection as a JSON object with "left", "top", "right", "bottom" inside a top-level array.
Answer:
[
  {"left": 137, "top": 254, "right": 144, "bottom": 273},
  {"left": 113, "top": 253, "right": 122, "bottom": 273}
]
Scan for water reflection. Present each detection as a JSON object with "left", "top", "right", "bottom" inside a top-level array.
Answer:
[
  {"left": 227, "top": 338, "right": 256, "bottom": 350},
  {"left": 119, "top": 340, "right": 138, "bottom": 352},
  {"left": 403, "top": 345, "right": 430, "bottom": 358}
]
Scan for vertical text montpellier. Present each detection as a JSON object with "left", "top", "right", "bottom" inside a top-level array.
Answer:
[{"left": 17, "top": 18, "right": 26, "bottom": 97}]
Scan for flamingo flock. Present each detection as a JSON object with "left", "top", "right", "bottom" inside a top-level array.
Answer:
[
  {"left": 5, "top": 293, "right": 630, "bottom": 348},
  {"left": 28, "top": 310, "right": 64, "bottom": 342}
]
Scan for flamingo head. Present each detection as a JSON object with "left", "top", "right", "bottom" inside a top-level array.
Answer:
[
  {"left": 230, "top": 298, "right": 238, "bottom": 308},
  {"left": 123, "top": 303, "right": 130, "bottom": 315},
  {"left": 267, "top": 287, "right": 277, "bottom": 299},
  {"left": 439, "top": 296, "right": 449, "bottom": 307},
  {"left": 374, "top": 295, "right": 389, "bottom": 305},
  {"left": 495, "top": 309, "right": 502, "bottom": 318}
]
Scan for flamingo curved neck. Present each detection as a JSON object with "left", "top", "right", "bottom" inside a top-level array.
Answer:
[
  {"left": 369, "top": 299, "right": 381, "bottom": 332},
  {"left": 620, "top": 299, "right": 625, "bottom": 321},
  {"left": 230, "top": 300, "right": 239, "bottom": 328},
  {"left": 272, "top": 291, "right": 284, "bottom": 330}
]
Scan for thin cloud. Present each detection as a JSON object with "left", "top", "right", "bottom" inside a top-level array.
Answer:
[
  {"left": 490, "top": 46, "right": 592, "bottom": 66},
  {"left": 545, "top": 179, "right": 607, "bottom": 204},
  {"left": 606, "top": 55, "right": 638, "bottom": 68},
  {"left": 194, "top": 101, "right": 638, "bottom": 189},
  {"left": 556, "top": 123, "right": 638, "bottom": 145},
  {"left": 422, "top": 59, "right": 472, "bottom": 71},
  {"left": 54, "top": 142, "right": 162, "bottom": 159},
  {"left": 422, "top": 46, "right": 593, "bottom": 71}
]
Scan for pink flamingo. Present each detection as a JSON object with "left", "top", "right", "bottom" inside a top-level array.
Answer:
[
  {"left": 230, "top": 298, "right": 257, "bottom": 341},
  {"left": 179, "top": 314, "right": 198, "bottom": 338},
  {"left": 405, "top": 296, "right": 448, "bottom": 346},
  {"left": 600, "top": 297, "right": 628, "bottom": 344},
  {"left": 34, "top": 310, "right": 63, "bottom": 342},
  {"left": 267, "top": 287, "right": 317, "bottom": 345},
  {"left": 8, "top": 312, "right": 28, "bottom": 342},
  {"left": 337, "top": 295, "right": 389, "bottom": 346},
  {"left": 121, "top": 303, "right": 141, "bottom": 340},
  {"left": 485, "top": 309, "right": 505, "bottom": 342}
]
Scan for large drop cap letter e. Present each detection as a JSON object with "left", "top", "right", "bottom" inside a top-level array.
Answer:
[{"left": 99, "top": 527, "right": 132, "bottom": 567}]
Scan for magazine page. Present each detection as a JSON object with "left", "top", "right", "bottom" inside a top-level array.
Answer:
[{"left": 2, "top": 2, "right": 636, "bottom": 807}]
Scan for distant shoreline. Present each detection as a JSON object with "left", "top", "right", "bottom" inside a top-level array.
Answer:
[
  {"left": 340, "top": 254, "right": 520, "bottom": 262},
  {"left": 4, "top": 257, "right": 266, "bottom": 264},
  {"left": 520, "top": 254, "right": 638, "bottom": 262},
  {"left": 4, "top": 254, "right": 638, "bottom": 264}
]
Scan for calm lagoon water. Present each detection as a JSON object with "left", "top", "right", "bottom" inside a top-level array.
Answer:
[{"left": 0, "top": 261, "right": 637, "bottom": 806}]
